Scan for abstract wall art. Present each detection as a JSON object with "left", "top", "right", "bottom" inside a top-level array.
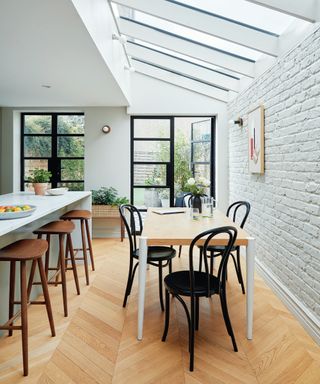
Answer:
[{"left": 248, "top": 105, "right": 264, "bottom": 174}]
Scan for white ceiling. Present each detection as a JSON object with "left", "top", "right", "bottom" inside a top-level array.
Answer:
[{"left": 0, "top": 0, "right": 129, "bottom": 107}]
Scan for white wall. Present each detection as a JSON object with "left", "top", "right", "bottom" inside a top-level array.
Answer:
[
  {"left": 129, "top": 73, "right": 229, "bottom": 211},
  {"left": 228, "top": 26, "right": 320, "bottom": 340}
]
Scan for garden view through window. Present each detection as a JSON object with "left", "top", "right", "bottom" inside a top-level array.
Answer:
[
  {"left": 21, "top": 113, "right": 85, "bottom": 191},
  {"left": 131, "top": 116, "right": 215, "bottom": 208}
]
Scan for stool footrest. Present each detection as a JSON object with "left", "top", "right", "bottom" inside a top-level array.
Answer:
[
  {"left": 30, "top": 301, "right": 46, "bottom": 305},
  {"left": 0, "top": 325, "right": 22, "bottom": 331}
]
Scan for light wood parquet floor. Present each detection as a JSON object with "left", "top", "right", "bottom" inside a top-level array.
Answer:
[{"left": 0, "top": 238, "right": 319, "bottom": 383}]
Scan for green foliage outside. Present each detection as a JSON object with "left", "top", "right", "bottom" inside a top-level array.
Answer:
[{"left": 91, "top": 187, "right": 129, "bottom": 206}]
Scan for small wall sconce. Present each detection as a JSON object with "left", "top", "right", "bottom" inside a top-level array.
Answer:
[
  {"left": 102, "top": 125, "right": 111, "bottom": 134},
  {"left": 229, "top": 117, "right": 243, "bottom": 127},
  {"left": 112, "top": 33, "right": 127, "bottom": 44}
]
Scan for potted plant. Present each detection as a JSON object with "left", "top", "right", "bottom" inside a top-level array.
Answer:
[
  {"left": 27, "top": 168, "right": 52, "bottom": 195},
  {"left": 91, "top": 187, "right": 129, "bottom": 218}
]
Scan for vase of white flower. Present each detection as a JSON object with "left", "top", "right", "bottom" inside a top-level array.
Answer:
[{"left": 185, "top": 177, "right": 210, "bottom": 213}]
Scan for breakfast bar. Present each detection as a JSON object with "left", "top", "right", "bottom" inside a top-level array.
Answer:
[{"left": 0, "top": 191, "right": 91, "bottom": 329}]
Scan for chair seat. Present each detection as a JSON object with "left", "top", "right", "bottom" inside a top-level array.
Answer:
[
  {"left": 134, "top": 246, "right": 176, "bottom": 262},
  {"left": 0, "top": 239, "right": 48, "bottom": 261},
  {"left": 164, "top": 271, "right": 219, "bottom": 296},
  {"left": 34, "top": 220, "right": 75, "bottom": 235},
  {"left": 60, "top": 209, "right": 92, "bottom": 220}
]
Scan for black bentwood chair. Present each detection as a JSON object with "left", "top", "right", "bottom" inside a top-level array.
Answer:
[
  {"left": 162, "top": 226, "right": 238, "bottom": 371},
  {"left": 119, "top": 204, "right": 176, "bottom": 311},
  {"left": 199, "top": 201, "right": 250, "bottom": 294}
]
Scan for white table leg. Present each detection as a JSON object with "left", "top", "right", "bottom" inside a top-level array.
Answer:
[
  {"left": 246, "top": 238, "right": 255, "bottom": 339},
  {"left": 137, "top": 236, "right": 148, "bottom": 340}
]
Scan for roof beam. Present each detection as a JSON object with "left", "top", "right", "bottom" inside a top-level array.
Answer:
[
  {"left": 245, "top": 0, "right": 318, "bottom": 22},
  {"left": 133, "top": 60, "right": 232, "bottom": 102},
  {"left": 113, "top": 0, "right": 278, "bottom": 56},
  {"left": 127, "top": 42, "right": 240, "bottom": 92},
  {"left": 118, "top": 18, "right": 255, "bottom": 77}
]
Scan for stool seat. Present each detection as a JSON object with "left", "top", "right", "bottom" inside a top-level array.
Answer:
[
  {"left": 0, "top": 239, "right": 48, "bottom": 261},
  {"left": 34, "top": 221, "right": 75, "bottom": 235},
  {"left": 61, "top": 209, "right": 92, "bottom": 220}
]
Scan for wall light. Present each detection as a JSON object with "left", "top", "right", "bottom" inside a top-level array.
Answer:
[
  {"left": 102, "top": 125, "right": 111, "bottom": 134},
  {"left": 229, "top": 117, "right": 243, "bottom": 127},
  {"left": 112, "top": 33, "right": 127, "bottom": 44}
]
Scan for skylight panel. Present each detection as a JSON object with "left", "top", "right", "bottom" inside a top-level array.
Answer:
[
  {"left": 174, "top": 0, "right": 300, "bottom": 35},
  {"left": 127, "top": 38, "right": 242, "bottom": 79},
  {"left": 123, "top": 9, "right": 263, "bottom": 61}
]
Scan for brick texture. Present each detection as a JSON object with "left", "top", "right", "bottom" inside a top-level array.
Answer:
[{"left": 228, "top": 26, "right": 320, "bottom": 319}]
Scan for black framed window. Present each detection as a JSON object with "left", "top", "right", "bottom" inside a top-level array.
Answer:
[
  {"left": 21, "top": 113, "right": 85, "bottom": 191},
  {"left": 131, "top": 116, "right": 215, "bottom": 208}
]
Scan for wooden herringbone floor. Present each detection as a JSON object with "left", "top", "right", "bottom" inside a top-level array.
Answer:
[{"left": 0, "top": 239, "right": 319, "bottom": 383}]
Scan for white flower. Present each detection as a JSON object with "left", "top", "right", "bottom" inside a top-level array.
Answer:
[{"left": 187, "top": 178, "right": 196, "bottom": 185}]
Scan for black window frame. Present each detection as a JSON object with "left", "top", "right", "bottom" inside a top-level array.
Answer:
[
  {"left": 21, "top": 112, "right": 85, "bottom": 190},
  {"left": 131, "top": 116, "right": 216, "bottom": 207}
]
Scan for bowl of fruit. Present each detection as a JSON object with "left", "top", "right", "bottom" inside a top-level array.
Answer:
[{"left": 0, "top": 205, "right": 37, "bottom": 220}]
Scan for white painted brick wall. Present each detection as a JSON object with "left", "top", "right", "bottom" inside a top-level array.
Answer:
[{"left": 228, "top": 26, "right": 320, "bottom": 319}]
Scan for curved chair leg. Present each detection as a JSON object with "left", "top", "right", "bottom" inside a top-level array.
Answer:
[
  {"left": 178, "top": 246, "right": 182, "bottom": 258},
  {"left": 127, "top": 262, "right": 139, "bottom": 296},
  {"left": 190, "top": 295, "right": 195, "bottom": 371},
  {"left": 123, "top": 258, "right": 134, "bottom": 307},
  {"left": 236, "top": 247, "right": 245, "bottom": 294},
  {"left": 219, "top": 289, "right": 238, "bottom": 352},
  {"left": 158, "top": 261, "right": 164, "bottom": 312},
  {"left": 195, "top": 296, "right": 199, "bottom": 331},
  {"left": 161, "top": 289, "right": 170, "bottom": 341},
  {"left": 175, "top": 295, "right": 191, "bottom": 352}
]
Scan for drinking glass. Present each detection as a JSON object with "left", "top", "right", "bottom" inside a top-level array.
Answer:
[
  {"left": 190, "top": 208, "right": 200, "bottom": 220},
  {"left": 202, "top": 197, "right": 215, "bottom": 218}
]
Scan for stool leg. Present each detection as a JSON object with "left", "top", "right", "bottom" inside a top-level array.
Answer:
[
  {"left": 37, "top": 258, "right": 56, "bottom": 337},
  {"left": 67, "top": 234, "right": 80, "bottom": 295},
  {"left": 20, "top": 260, "right": 28, "bottom": 376},
  {"left": 59, "top": 234, "right": 68, "bottom": 317},
  {"left": 85, "top": 219, "right": 95, "bottom": 271},
  {"left": 27, "top": 259, "right": 37, "bottom": 300},
  {"left": 8, "top": 261, "right": 16, "bottom": 336},
  {"left": 81, "top": 219, "right": 90, "bottom": 285},
  {"left": 45, "top": 234, "right": 50, "bottom": 279}
]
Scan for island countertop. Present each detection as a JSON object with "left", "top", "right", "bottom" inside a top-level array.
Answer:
[{"left": 0, "top": 191, "right": 91, "bottom": 236}]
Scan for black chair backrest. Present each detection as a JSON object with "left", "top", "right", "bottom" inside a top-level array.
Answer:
[
  {"left": 189, "top": 226, "right": 237, "bottom": 296},
  {"left": 119, "top": 204, "right": 143, "bottom": 254},
  {"left": 175, "top": 192, "right": 193, "bottom": 207},
  {"left": 227, "top": 201, "right": 250, "bottom": 229}
]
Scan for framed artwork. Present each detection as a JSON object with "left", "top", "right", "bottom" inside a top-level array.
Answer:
[{"left": 248, "top": 105, "right": 264, "bottom": 174}]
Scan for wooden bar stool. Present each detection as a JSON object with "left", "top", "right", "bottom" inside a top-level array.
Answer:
[
  {"left": 60, "top": 210, "right": 95, "bottom": 286},
  {"left": 33, "top": 221, "right": 80, "bottom": 317},
  {"left": 0, "top": 239, "right": 55, "bottom": 376}
]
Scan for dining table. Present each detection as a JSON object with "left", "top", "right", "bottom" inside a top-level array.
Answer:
[{"left": 137, "top": 208, "right": 256, "bottom": 341}]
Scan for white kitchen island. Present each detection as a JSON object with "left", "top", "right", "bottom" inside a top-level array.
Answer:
[{"left": 0, "top": 191, "right": 91, "bottom": 331}]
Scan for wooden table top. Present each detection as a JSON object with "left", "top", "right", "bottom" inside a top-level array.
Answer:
[{"left": 142, "top": 208, "right": 250, "bottom": 246}]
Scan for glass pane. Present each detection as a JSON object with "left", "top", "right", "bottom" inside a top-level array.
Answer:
[
  {"left": 61, "top": 159, "right": 84, "bottom": 181},
  {"left": 57, "top": 115, "right": 85, "bottom": 134},
  {"left": 58, "top": 182, "right": 84, "bottom": 191},
  {"left": 130, "top": 10, "right": 261, "bottom": 60},
  {"left": 134, "top": 164, "right": 166, "bottom": 186},
  {"left": 192, "top": 119, "right": 211, "bottom": 141},
  {"left": 24, "top": 136, "right": 51, "bottom": 157},
  {"left": 134, "top": 140, "right": 170, "bottom": 162},
  {"left": 24, "top": 159, "right": 48, "bottom": 179},
  {"left": 193, "top": 142, "right": 210, "bottom": 162},
  {"left": 134, "top": 119, "right": 170, "bottom": 138},
  {"left": 57, "top": 137, "right": 84, "bottom": 157},
  {"left": 133, "top": 188, "right": 170, "bottom": 208},
  {"left": 194, "top": 164, "right": 211, "bottom": 181},
  {"left": 24, "top": 115, "right": 51, "bottom": 134}
]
